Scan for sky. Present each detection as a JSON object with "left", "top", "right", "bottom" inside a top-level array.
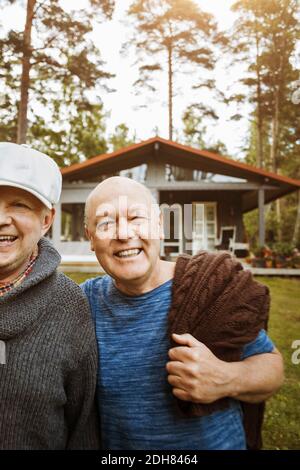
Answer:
[
  {"left": 1, "top": 0, "right": 252, "bottom": 157},
  {"left": 91, "top": 0, "right": 248, "bottom": 157}
]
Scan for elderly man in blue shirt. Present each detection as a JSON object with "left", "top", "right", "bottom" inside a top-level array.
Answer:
[{"left": 82, "top": 176, "right": 283, "bottom": 450}]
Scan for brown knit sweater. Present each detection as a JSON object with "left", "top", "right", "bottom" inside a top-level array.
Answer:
[{"left": 168, "top": 251, "right": 270, "bottom": 450}]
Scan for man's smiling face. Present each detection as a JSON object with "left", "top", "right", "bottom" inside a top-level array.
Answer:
[
  {"left": 85, "top": 178, "right": 164, "bottom": 289},
  {"left": 0, "top": 186, "right": 54, "bottom": 283}
]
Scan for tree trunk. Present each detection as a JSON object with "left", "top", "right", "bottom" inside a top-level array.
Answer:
[
  {"left": 270, "top": 85, "right": 282, "bottom": 241},
  {"left": 255, "top": 26, "right": 263, "bottom": 168},
  {"left": 270, "top": 89, "right": 280, "bottom": 174},
  {"left": 271, "top": 95, "right": 282, "bottom": 242},
  {"left": 269, "top": 17, "right": 287, "bottom": 242},
  {"left": 168, "top": 44, "right": 173, "bottom": 141},
  {"left": 17, "top": 0, "right": 36, "bottom": 144},
  {"left": 292, "top": 190, "right": 300, "bottom": 245},
  {"left": 256, "top": 89, "right": 263, "bottom": 169}
]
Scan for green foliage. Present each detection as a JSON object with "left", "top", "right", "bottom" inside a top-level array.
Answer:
[
  {"left": 0, "top": 0, "right": 115, "bottom": 160},
  {"left": 181, "top": 104, "right": 228, "bottom": 155},
  {"left": 230, "top": 0, "right": 300, "bottom": 170},
  {"left": 272, "top": 242, "right": 295, "bottom": 257},
  {"left": 29, "top": 99, "right": 108, "bottom": 167},
  {"left": 253, "top": 244, "right": 266, "bottom": 257},
  {"left": 231, "top": 0, "right": 300, "bottom": 247},
  {"left": 244, "top": 194, "right": 300, "bottom": 251},
  {"left": 65, "top": 272, "right": 99, "bottom": 285},
  {"left": 244, "top": 209, "right": 259, "bottom": 247},
  {"left": 182, "top": 105, "right": 207, "bottom": 148},
  {"left": 244, "top": 120, "right": 270, "bottom": 167},
  {"left": 109, "top": 123, "right": 136, "bottom": 152}
]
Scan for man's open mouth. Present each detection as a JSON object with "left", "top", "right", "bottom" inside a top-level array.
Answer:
[
  {"left": 114, "top": 248, "right": 142, "bottom": 259},
  {"left": 0, "top": 235, "right": 18, "bottom": 246}
]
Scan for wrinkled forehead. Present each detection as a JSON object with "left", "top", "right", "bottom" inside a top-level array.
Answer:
[
  {"left": 0, "top": 185, "right": 43, "bottom": 207},
  {"left": 89, "top": 187, "right": 157, "bottom": 219}
]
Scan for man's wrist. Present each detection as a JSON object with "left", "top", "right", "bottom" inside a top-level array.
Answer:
[{"left": 221, "top": 361, "right": 245, "bottom": 399}]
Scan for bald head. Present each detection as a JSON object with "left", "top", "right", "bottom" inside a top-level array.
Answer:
[
  {"left": 85, "top": 176, "right": 157, "bottom": 227},
  {"left": 84, "top": 176, "right": 172, "bottom": 293}
]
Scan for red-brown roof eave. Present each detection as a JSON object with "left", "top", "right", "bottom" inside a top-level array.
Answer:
[
  {"left": 61, "top": 136, "right": 300, "bottom": 189},
  {"left": 61, "top": 137, "right": 158, "bottom": 177}
]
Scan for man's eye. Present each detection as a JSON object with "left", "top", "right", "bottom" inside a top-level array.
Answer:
[
  {"left": 131, "top": 216, "right": 147, "bottom": 224},
  {"left": 13, "top": 202, "right": 30, "bottom": 209},
  {"left": 132, "top": 214, "right": 147, "bottom": 219},
  {"left": 97, "top": 220, "right": 114, "bottom": 231}
]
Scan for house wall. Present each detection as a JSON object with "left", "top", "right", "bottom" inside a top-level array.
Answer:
[
  {"left": 216, "top": 193, "right": 245, "bottom": 241},
  {"left": 160, "top": 190, "right": 246, "bottom": 253}
]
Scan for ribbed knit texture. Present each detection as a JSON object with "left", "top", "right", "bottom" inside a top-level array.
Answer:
[
  {"left": 168, "top": 251, "right": 270, "bottom": 449},
  {"left": 0, "top": 238, "right": 100, "bottom": 450}
]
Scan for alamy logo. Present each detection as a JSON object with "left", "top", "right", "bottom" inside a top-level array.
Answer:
[
  {"left": 0, "top": 340, "right": 6, "bottom": 365},
  {"left": 291, "top": 340, "right": 300, "bottom": 365}
]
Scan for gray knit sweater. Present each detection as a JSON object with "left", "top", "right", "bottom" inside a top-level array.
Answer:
[{"left": 0, "top": 238, "right": 100, "bottom": 450}]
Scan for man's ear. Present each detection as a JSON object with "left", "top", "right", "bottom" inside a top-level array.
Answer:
[
  {"left": 85, "top": 225, "right": 95, "bottom": 252},
  {"left": 159, "top": 211, "right": 164, "bottom": 240},
  {"left": 41, "top": 208, "right": 55, "bottom": 236}
]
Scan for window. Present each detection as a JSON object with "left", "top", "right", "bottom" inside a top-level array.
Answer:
[
  {"left": 61, "top": 203, "right": 87, "bottom": 242},
  {"left": 192, "top": 202, "right": 217, "bottom": 254}
]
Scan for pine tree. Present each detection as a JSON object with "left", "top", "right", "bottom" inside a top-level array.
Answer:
[
  {"left": 231, "top": 0, "right": 299, "bottom": 169},
  {"left": 0, "top": 0, "right": 115, "bottom": 151},
  {"left": 124, "top": 0, "right": 218, "bottom": 140},
  {"left": 230, "top": 0, "right": 300, "bottom": 245}
]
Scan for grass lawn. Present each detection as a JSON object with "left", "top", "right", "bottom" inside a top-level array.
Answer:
[
  {"left": 258, "top": 277, "right": 300, "bottom": 450},
  {"left": 67, "top": 272, "right": 300, "bottom": 450}
]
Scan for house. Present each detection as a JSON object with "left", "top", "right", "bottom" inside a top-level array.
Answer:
[{"left": 51, "top": 137, "right": 300, "bottom": 265}]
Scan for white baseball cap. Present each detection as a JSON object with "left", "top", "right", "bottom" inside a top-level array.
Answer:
[{"left": 0, "top": 142, "right": 62, "bottom": 209}]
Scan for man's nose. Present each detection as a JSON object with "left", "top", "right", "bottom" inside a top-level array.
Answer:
[
  {"left": 117, "top": 217, "right": 136, "bottom": 240},
  {"left": 117, "top": 217, "right": 129, "bottom": 240},
  {"left": 0, "top": 209, "right": 13, "bottom": 226}
]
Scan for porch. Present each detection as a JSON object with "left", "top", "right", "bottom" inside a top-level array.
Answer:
[{"left": 51, "top": 185, "right": 250, "bottom": 261}]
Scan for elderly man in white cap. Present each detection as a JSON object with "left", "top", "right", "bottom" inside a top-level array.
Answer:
[{"left": 0, "top": 142, "right": 100, "bottom": 450}]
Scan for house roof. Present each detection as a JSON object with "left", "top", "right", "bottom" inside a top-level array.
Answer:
[{"left": 61, "top": 137, "right": 300, "bottom": 212}]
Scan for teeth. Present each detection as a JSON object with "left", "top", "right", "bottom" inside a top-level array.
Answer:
[
  {"left": 0, "top": 236, "right": 17, "bottom": 241},
  {"left": 116, "top": 249, "right": 141, "bottom": 258}
]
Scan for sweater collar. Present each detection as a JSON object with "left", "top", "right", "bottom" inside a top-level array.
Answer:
[
  {"left": 0, "top": 251, "right": 38, "bottom": 296},
  {"left": 0, "top": 237, "right": 61, "bottom": 339}
]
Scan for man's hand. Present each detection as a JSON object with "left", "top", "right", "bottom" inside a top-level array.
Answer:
[
  {"left": 166, "top": 333, "right": 232, "bottom": 403},
  {"left": 167, "top": 333, "right": 284, "bottom": 404}
]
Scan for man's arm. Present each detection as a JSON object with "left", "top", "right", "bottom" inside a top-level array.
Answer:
[
  {"left": 225, "top": 347, "right": 283, "bottom": 403},
  {"left": 166, "top": 333, "right": 284, "bottom": 405}
]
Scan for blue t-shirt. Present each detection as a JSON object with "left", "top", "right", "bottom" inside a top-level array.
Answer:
[{"left": 81, "top": 275, "right": 274, "bottom": 450}]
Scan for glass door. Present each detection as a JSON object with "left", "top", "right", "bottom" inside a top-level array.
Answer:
[{"left": 192, "top": 202, "right": 217, "bottom": 254}]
